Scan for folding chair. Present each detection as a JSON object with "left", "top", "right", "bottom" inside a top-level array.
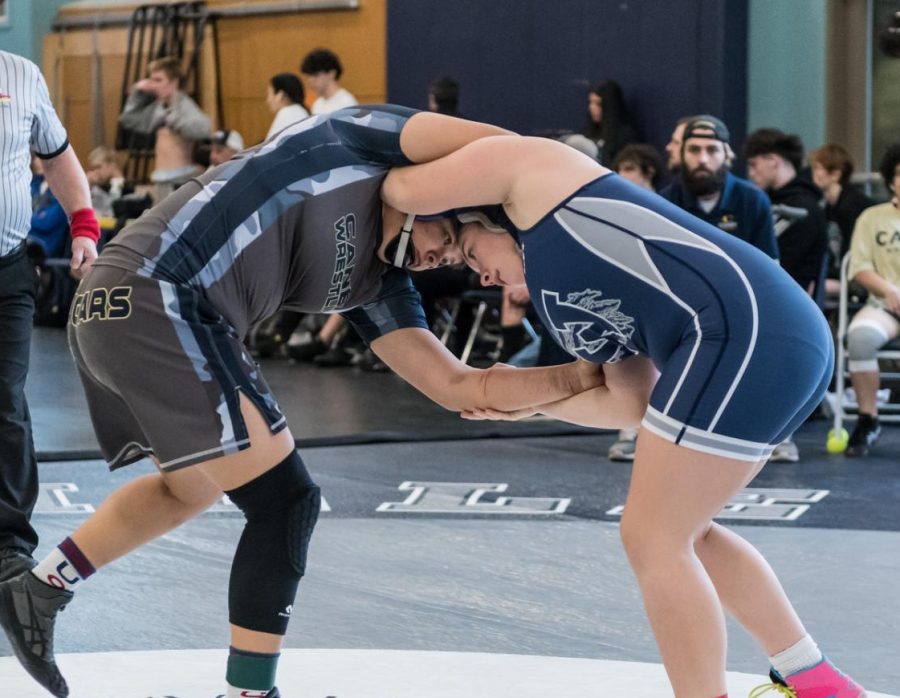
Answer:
[{"left": 827, "top": 253, "right": 900, "bottom": 451}]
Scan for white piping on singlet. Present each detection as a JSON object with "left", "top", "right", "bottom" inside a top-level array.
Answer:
[
  {"left": 555, "top": 197, "right": 759, "bottom": 431},
  {"left": 553, "top": 212, "right": 703, "bottom": 416}
]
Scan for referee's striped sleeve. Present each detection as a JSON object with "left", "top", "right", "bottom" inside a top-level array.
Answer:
[{"left": 30, "top": 66, "right": 68, "bottom": 158}]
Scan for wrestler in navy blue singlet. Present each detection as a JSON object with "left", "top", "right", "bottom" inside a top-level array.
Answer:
[{"left": 520, "top": 174, "right": 833, "bottom": 462}]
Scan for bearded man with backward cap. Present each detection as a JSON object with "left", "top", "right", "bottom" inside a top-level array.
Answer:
[{"left": 659, "top": 115, "right": 779, "bottom": 260}]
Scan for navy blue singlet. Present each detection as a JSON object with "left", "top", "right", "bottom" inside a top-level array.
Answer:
[{"left": 519, "top": 173, "right": 833, "bottom": 462}]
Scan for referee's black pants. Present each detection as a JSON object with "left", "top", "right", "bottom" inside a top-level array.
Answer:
[{"left": 0, "top": 244, "right": 39, "bottom": 554}]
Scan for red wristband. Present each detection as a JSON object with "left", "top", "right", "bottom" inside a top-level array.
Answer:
[{"left": 69, "top": 207, "right": 101, "bottom": 244}]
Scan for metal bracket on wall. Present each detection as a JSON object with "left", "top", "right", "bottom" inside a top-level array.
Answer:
[{"left": 52, "top": 0, "right": 359, "bottom": 30}]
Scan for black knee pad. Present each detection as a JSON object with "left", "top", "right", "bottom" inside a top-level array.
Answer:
[{"left": 225, "top": 450, "right": 321, "bottom": 634}]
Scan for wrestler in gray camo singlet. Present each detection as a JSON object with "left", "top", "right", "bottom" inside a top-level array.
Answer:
[{"left": 95, "top": 104, "right": 418, "bottom": 339}]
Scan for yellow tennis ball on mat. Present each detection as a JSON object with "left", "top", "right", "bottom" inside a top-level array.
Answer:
[{"left": 826, "top": 428, "right": 849, "bottom": 453}]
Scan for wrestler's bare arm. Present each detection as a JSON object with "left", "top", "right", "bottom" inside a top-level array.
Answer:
[
  {"left": 370, "top": 327, "right": 603, "bottom": 413},
  {"left": 398, "top": 111, "right": 513, "bottom": 164},
  {"left": 463, "top": 356, "right": 658, "bottom": 430},
  {"left": 383, "top": 135, "right": 607, "bottom": 229}
]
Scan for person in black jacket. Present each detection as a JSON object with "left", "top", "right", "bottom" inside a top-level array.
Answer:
[
  {"left": 744, "top": 128, "right": 829, "bottom": 463},
  {"left": 745, "top": 128, "right": 828, "bottom": 295},
  {"left": 809, "top": 143, "right": 874, "bottom": 293}
]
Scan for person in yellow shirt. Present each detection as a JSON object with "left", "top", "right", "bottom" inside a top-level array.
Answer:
[{"left": 845, "top": 142, "right": 900, "bottom": 455}]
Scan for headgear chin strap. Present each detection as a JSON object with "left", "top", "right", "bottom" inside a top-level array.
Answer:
[{"left": 392, "top": 213, "right": 416, "bottom": 268}]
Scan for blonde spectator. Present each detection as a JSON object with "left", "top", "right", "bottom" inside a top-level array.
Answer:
[{"left": 86, "top": 146, "right": 125, "bottom": 217}]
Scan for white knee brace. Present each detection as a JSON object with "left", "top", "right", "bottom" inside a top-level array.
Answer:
[{"left": 847, "top": 320, "right": 889, "bottom": 373}]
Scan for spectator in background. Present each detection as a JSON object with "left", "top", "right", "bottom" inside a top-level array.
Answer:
[
  {"left": 665, "top": 115, "right": 695, "bottom": 175},
  {"left": 613, "top": 143, "right": 663, "bottom": 191},
  {"left": 559, "top": 134, "right": 599, "bottom": 160},
  {"left": 300, "top": 48, "right": 358, "bottom": 115},
  {"left": 266, "top": 73, "right": 310, "bottom": 140},
  {"left": 661, "top": 116, "right": 778, "bottom": 258},
  {"left": 745, "top": 127, "right": 829, "bottom": 464},
  {"left": 809, "top": 143, "right": 874, "bottom": 291},
  {"left": 843, "top": 143, "right": 900, "bottom": 457},
  {"left": 581, "top": 80, "right": 639, "bottom": 167},
  {"left": 118, "top": 56, "right": 212, "bottom": 199},
  {"left": 86, "top": 146, "right": 126, "bottom": 218},
  {"left": 427, "top": 76, "right": 460, "bottom": 116},
  {"left": 745, "top": 128, "right": 828, "bottom": 294},
  {"left": 28, "top": 155, "right": 69, "bottom": 260},
  {"left": 209, "top": 129, "right": 245, "bottom": 168}
]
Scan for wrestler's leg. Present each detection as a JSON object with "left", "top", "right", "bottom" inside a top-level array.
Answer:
[
  {"left": 620, "top": 428, "right": 762, "bottom": 698},
  {"left": 192, "top": 394, "right": 319, "bottom": 696},
  {"left": 66, "top": 463, "right": 222, "bottom": 569}
]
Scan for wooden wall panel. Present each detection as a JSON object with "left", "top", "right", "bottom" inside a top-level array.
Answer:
[
  {"left": 44, "top": 26, "right": 133, "bottom": 165},
  {"left": 215, "top": 0, "right": 386, "bottom": 145},
  {"left": 43, "top": 0, "right": 385, "bottom": 165},
  {"left": 826, "top": 0, "right": 869, "bottom": 169},
  {"left": 59, "top": 55, "right": 93, "bottom": 161}
]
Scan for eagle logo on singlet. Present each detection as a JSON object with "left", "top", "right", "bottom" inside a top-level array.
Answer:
[{"left": 541, "top": 288, "right": 636, "bottom": 363}]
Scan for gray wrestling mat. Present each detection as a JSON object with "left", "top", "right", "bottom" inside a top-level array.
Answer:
[
  {"left": 3, "top": 328, "right": 897, "bottom": 696},
  {"left": 2, "top": 436, "right": 899, "bottom": 695}
]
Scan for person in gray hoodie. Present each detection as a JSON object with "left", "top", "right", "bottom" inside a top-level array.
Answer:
[{"left": 118, "top": 56, "right": 212, "bottom": 199}]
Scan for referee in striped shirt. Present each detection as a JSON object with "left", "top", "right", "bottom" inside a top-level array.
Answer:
[{"left": 0, "top": 50, "right": 99, "bottom": 582}]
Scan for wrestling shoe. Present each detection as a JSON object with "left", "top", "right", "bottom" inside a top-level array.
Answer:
[
  {"left": 768, "top": 437, "right": 800, "bottom": 463},
  {"left": 845, "top": 413, "right": 881, "bottom": 457},
  {"left": 0, "top": 547, "right": 36, "bottom": 582},
  {"left": 252, "top": 332, "right": 288, "bottom": 359},
  {"left": 608, "top": 428, "right": 637, "bottom": 461},
  {"left": 313, "top": 344, "right": 356, "bottom": 367},
  {"left": 355, "top": 347, "right": 388, "bottom": 372},
  {"left": 0, "top": 570, "right": 72, "bottom": 697},
  {"left": 285, "top": 332, "right": 328, "bottom": 362},
  {"left": 749, "top": 659, "right": 867, "bottom": 697}
]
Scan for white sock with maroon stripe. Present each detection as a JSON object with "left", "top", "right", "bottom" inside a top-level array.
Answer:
[{"left": 31, "top": 537, "right": 96, "bottom": 591}]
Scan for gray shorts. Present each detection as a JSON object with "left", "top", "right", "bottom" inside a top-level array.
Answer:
[{"left": 68, "top": 264, "right": 286, "bottom": 471}]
